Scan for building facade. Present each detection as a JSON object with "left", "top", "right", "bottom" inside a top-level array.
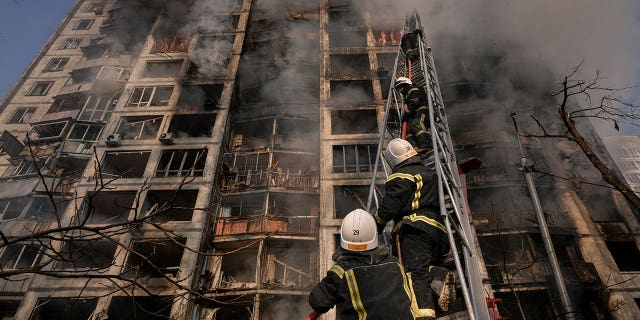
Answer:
[{"left": 0, "top": 0, "right": 639, "bottom": 319}]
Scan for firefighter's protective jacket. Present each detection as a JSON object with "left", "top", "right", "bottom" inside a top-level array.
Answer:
[
  {"left": 402, "top": 85, "right": 428, "bottom": 115},
  {"left": 309, "top": 246, "right": 413, "bottom": 320},
  {"left": 373, "top": 156, "right": 445, "bottom": 234}
]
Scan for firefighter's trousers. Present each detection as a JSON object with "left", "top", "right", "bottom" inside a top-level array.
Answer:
[
  {"left": 405, "top": 109, "right": 432, "bottom": 150},
  {"left": 395, "top": 225, "right": 450, "bottom": 319}
]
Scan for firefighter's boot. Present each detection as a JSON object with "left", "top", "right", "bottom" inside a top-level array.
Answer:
[{"left": 430, "top": 266, "right": 457, "bottom": 313}]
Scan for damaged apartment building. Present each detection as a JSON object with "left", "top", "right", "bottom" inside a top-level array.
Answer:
[{"left": 0, "top": 0, "right": 639, "bottom": 319}]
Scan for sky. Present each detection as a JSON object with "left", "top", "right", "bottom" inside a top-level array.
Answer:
[{"left": 0, "top": 0, "right": 76, "bottom": 101}]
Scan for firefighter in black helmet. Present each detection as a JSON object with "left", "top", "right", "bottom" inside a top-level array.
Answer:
[
  {"left": 395, "top": 77, "right": 432, "bottom": 153},
  {"left": 374, "top": 139, "right": 456, "bottom": 319},
  {"left": 308, "top": 209, "right": 413, "bottom": 320}
]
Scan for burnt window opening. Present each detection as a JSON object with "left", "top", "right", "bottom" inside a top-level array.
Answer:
[
  {"left": 219, "top": 193, "right": 265, "bottom": 219},
  {"left": 0, "top": 242, "right": 44, "bottom": 270},
  {"left": 155, "top": 148, "right": 208, "bottom": 177},
  {"left": 178, "top": 84, "right": 224, "bottom": 111},
  {"left": 376, "top": 53, "right": 396, "bottom": 74},
  {"left": 198, "top": 15, "right": 240, "bottom": 33},
  {"left": 0, "top": 301, "right": 20, "bottom": 319},
  {"left": 209, "top": 304, "right": 252, "bottom": 320},
  {"left": 494, "top": 290, "right": 556, "bottom": 320},
  {"left": 330, "top": 54, "right": 370, "bottom": 77},
  {"left": 126, "top": 238, "right": 186, "bottom": 278},
  {"left": 229, "top": 119, "right": 272, "bottom": 151},
  {"left": 0, "top": 197, "right": 30, "bottom": 220},
  {"left": 190, "top": 37, "right": 234, "bottom": 78},
  {"left": 68, "top": 123, "right": 103, "bottom": 142},
  {"left": 60, "top": 38, "right": 82, "bottom": 49},
  {"left": 331, "top": 109, "right": 378, "bottom": 135},
  {"left": 74, "top": 19, "right": 94, "bottom": 30},
  {"left": 580, "top": 185, "right": 623, "bottom": 222},
  {"left": 168, "top": 113, "right": 216, "bottom": 138},
  {"left": 57, "top": 238, "right": 117, "bottom": 269},
  {"left": 26, "top": 81, "right": 54, "bottom": 96},
  {"left": 259, "top": 295, "right": 309, "bottom": 320},
  {"left": 380, "top": 78, "right": 392, "bottom": 99},
  {"left": 30, "top": 120, "right": 70, "bottom": 141},
  {"left": 218, "top": 248, "right": 258, "bottom": 288},
  {"left": 126, "top": 86, "right": 173, "bottom": 107},
  {"left": 102, "top": 151, "right": 150, "bottom": 178},
  {"left": 49, "top": 95, "right": 89, "bottom": 113},
  {"left": 327, "top": 5, "right": 365, "bottom": 30},
  {"left": 330, "top": 80, "right": 375, "bottom": 104},
  {"left": 151, "top": 33, "right": 189, "bottom": 53},
  {"left": 263, "top": 247, "right": 315, "bottom": 288},
  {"left": 142, "top": 60, "right": 184, "bottom": 78},
  {"left": 24, "top": 196, "right": 65, "bottom": 221},
  {"left": 43, "top": 57, "right": 69, "bottom": 72},
  {"left": 7, "top": 107, "right": 36, "bottom": 124},
  {"left": 274, "top": 118, "right": 318, "bottom": 151},
  {"left": 606, "top": 241, "right": 640, "bottom": 272},
  {"left": 328, "top": 31, "right": 367, "bottom": 48},
  {"left": 208, "top": 0, "right": 243, "bottom": 11},
  {"left": 107, "top": 296, "right": 173, "bottom": 320},
  {"left": 332, "top": 144, "right": 378, "bottom": 173},
  {"left": 144, "top": 189, "right": 199, "bottom": 222},
  {"left": 333, "top": 185, "right": 370, "bottom": 218},
  {"left": 83, "top": 191, "right": 137, "bottom": 224},
  {"left": 115, "top": 116, "right": 163, "bottom": 140},
  {"left": 30, "top": 298, "right": 98, "bottom": 320},
  {"left": 70, "top": 67, "right": 99, "bottom": 84}
]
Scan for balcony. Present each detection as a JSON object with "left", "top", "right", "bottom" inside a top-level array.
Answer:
[
  {"left": 221, "top": 168, "right": 318, "bottom": 193},
  {"left": 215, "top": 215, "right": 316, "bottom": 236}
]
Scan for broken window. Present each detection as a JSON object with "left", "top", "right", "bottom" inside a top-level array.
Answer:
[
  {"left": 126, "top": 238, "right": 185, "bottom": 278},
  {"left": 43, "top": 57, "right": 69, "bottom": 72},
  {"left": 274, "top": 118, "right": 318, "bottom": 151},
  {"left": 142, "top": 60, "right": 184, "bottom": 78},
  {"left": 115, "top": 116, "right": 163, "bottom": 140},
  {"left": 332, "top": 144, "right": 378, "bottom": 173},
  {"left": 373, "top": 28, "right": 401, "bottom": 46},
  {"left": 60, "top": 38, "right": 82, "bottom": 49},
  {"left": 49, "top": 95, "right": 89, "bottom": 113},
  {"left": 494, "top": 290, "right": 555, "bottom": 320},
  {"left": 107, "top": 296, "right": 173, "bottom": 320},
  {"left": 151, "top": 33, "right": 189, "bottom": 53},
  {"left": 168, "top": 113, "right": 216, "bottom": 138},
  {"left": 333, "top": 185, "right": 369, "bottom": 218},
  {"left": 74, "top": 19, "right": 94, "bottom": 30},
  {"left": 331, "top": 109, "right": 378, "bottom": 134},
  {"left": 606, "top": 241, "right": 640, "bottom": 271},
  {"left": 7, "top": 107, "right": 35, "bottom": 124},
  {"left": 199, "top": 14, "right": 240, "bottom": 33},
  {"left": 102, "top": 151, "right": 150, "bottom": 178},
  {"left": 57, "top": 238, "right": 117, "bottom": 269},
  {"left": 78, "top": 94, "right": 118, "bottom": 121},
  {"left": 221, "top": 152, "right": 271, "bottom": 191},
  {"left": 30, "top": 120, "right": 70, "bottom": 140},
  {"left": 30, "top": 298, "right": 98, "bottom": 320},
  {"left": 2, "top": 160, "right": 38, "bottom": 178},
  {"left": 0, "top": 301, "right": 20, "bottom": 319},
  {"left": 328, "top": 4, "right": 364, "bottom": 29},
  {"left": 263, "top": 246, "right": 315, "bottom": 288},
  {"left": 330, "top": 80, "right": 375, "bottom": 104},
  {"left": 68, "top": 123, "right": 103, "bottom": 141},
  {"left": 218, "top": 247, "right": 258, "bottom": 288},
  {"left": 155, "top": 148, "right": 208, "bottom": 177},
  {"left": 177, "top": 84, "right": 223, "bottom": 110},
  {"left": 330, "top": 54, "right": 370, "bottom": 77},
  {"left": 24, "top": 196, "right": 63, "bottom": 221},
  {"left": 83, "top": 191, "right": 136, "bottom": 224},
  {"left": 0, "top": 242, "right": 43, "bottom": 270},
  {"left": 260, "top": 295, "right": 309, "bottom": 320},
  {"left": 26, "top": 81, "right": 53, "bottom": 96},
  {"left": 126, "top": 86, "right": 173, "bottom": 107},
  {"left": 208, "top": 303, "right": 252, "bottom": 320},
  {"left": 144, "top": 189, "right": 198, "bottom": 222},
  {"left": 328, "top": 31, "right": 367, "bottom": 48}
]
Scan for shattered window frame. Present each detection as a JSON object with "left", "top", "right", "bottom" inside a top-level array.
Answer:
[
  {"left": 59, "top": 38, "right": 82, "bottom": 50},
  {"left": 332, "top": 144, "right": 378, "bottom": 173},
  {"left": 155, "top": 148, "right": 208, "bottom": 178},
  {"left": 115, "top": 115, "right": 163, "bottom": 140},
  {"left": 0, "top": 242, "right": 44, "bottom": 270},
  {"left": 26, "top": 81, "right": 54, "bottom": 96},
  {"left": 78, "top": 94, "right": 118, "bottom": 122},
  {"left": 7, "top": 107, "right": 36, "bottom": 124},
  {"left": 67, "top": 123, "right": 104, "bottom": 142},
  {"left": 43, "top": 57, "right": 69, "bottom": 72},
  {"left": 48, "top": 95, "right": 89, "bottom": 113},
  {"left": 126, "top": 86, "right": 173, "bottom": 107},
  {"left": 142, "top": 60, "right": 184, "bottom": 78}
]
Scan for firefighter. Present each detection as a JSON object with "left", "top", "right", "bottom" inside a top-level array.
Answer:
[
  {"left": 395, "top": 77, "right": 432, "bottom": 153},
  {"left": 374, "top": 138, "right": 456, "bottom": 319},
  {"left": 400, "top": 30, "right": 420, "bottom": 62},
  {"left": 308, "top": 209, "right": 413, "bottom": 320}
]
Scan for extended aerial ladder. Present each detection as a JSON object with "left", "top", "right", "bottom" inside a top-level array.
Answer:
[{"left": 365, "top": 11, "right": 492, "bottom": 320}]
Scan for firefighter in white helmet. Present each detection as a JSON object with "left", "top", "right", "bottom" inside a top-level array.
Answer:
[
  {"left": 374, "top": 138, "right": 456, "bottom": 319},
  {"left": 309, "top": 209, "right": 412, "bottom": 320},
  {"left": 394, "top": 77, "right": 432, "bottom": 153}
]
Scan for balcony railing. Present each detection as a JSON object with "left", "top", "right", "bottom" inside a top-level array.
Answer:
[
  {"left": 214, "top": 215, "right": 317, "bottom": 236},
  {"left": 222, "top": 168, "right": 318, "bottom": 192}
]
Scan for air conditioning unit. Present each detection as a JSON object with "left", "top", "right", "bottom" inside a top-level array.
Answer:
[
  {"left": 105, "top": 134, "right": 121, "bottom": 147},
  {"left": 159, "top": 132, "right": 174, "bottom": 145}
]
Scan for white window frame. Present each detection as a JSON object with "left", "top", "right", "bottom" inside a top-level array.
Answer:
[
  {"left": 7, "top": 107, "right": 36, "bottom": 124},
  {"left": 78, "top": 95, "right": 118, "bottom": 122},
  {"left": 156, "top": 149, "right": 207, "bottom": 177},
  {"left": 74, "top": 19, "right": 94, "bottom": 30},
  {"left": 4, "top": 160, "right": 38, "bottom": 178},
  {"left": 43, "top": 58, "right": 69, "bottom": 72},
  {"left": 126, "top": 86, "right": 173, "bottom": 107},
  {"left": 60, "top": 38, "right": 82, "bottom": 50},
  {"left": 26, "top": 81, "right": 54, "bottom": 96},
  {"left": 116, "top": 116, "right": 163, "bottom": 140}
]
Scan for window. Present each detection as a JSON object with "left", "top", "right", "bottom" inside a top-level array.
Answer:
[
  {"left": 627, "top": 173, "right": 640, "bottom": 183},
  {"left": 623, "top": 147, "right": 640, "bottom": 157},
  {"left": 68, "top": 123, "right": 103, "bottom": 141},
  {"left": 0, "top": 242, "right": 43, "bottom": 270},
  {"left": 331, "top": 109, "right": 378, "bottom": 134},
  {"left": 0, "top": 198, "right": 30, "bottom": 220},
  {"left": 43, "top": 57, "right": 69, "bottom": 72},
  {"left": 60, "top": 38, "right": 82, "bottom": 49},
  {"left": 30, "top": 298, "right": 98, "bottom": 320},
  {"left": 177, "top": 84, "right": 223, "bottom": 110},
  {"left": 334, "top": 185, "right": 370, "bottom": 218},
  {"left": 126, "top": 238, "right": 185, "bottom": 277},
  {"left": 606, "top": 241, "right": 640, "bottom": 271},
  {"left": 108, "top": 296, "right": 173, "bottom": 320},
  {"left": 144, "top": 189, "right": 199, "bottom": 222},
  {"left": 332, "top": 144, "right": 378, "bottom": 173},
  {"left": 151, "top": 33, "right": 188, "bottom": 53},
  {"left": 85, "top": 3, "right": 104, "bottom": 14},
  {"left": 143, "top": 60, "right": 184, "bottom": 78},
  {"left": 0, "top": 301, "right": 20, "bottom": 319},
  {"left": 126, "top": 86, "right": 173, "bottom": 107},
  {"left": 102, "top": 151, "right": 150, "bottom": 178},
  {"left": 26, "top": 81, "right": 53, "bottom": 96},
  {"left": 623, "top": 160, "right": 640, "bottom": 170},
  {"left": 168, "top": 114, "right": 216, "bottom": 138},
  {"left": 57, "top": 239, "right": 117, "bottom": 269},
  {"left": 7, "top": 107, "right": 35, "bottom": 124},
  {"left": 49, "top": 95, "right": 89, "bottom": 113},
  {"left": 330, "top": 80, "right": 375, "bottom": 104},
  {"left": 3, "top": 160, "right": 38, "bottom": 178},
  {"left": 30, "top": 120, "right": 69, "bottom": 140},
  {"left": 115, "top": 116, "right": 163, "bottom": 140},
  {"left": 78, "top": 94, "right": 118, "bottom": 121},
  {"left": 156, "top": 148, "right": 208, "bottom": 177},
  {"left": 74, "top": 19, "right": 94, "bottom": 30},
  {"left": 83, "top": 191, "right": 136, "bottom": 224},
  {"left": 330, "top": 54, "right": 370, "bottom": 76}
]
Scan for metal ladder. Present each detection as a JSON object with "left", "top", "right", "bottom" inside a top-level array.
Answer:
[{"left": 366, "top": 10, "right": 491, "bottom": 320}]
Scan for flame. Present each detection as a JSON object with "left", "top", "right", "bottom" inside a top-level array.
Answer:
[
  {"left": 390, "top": 30, "right": 400, "bottom": 43},
  {"left": 377, "top": 30, "right": 401, "bottom": 44},
  {"left": 379, "top": 31, "right": 388, "bottom": 44}
]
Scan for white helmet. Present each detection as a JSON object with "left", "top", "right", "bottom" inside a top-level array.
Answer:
[
  {"left": 394, "top": 77, "right": 412, "bottom": 89},
  {"left": 340, "top": 209, "right": 378, "bottom": 251},
  {"left": 384, "top": 138, "right": 417, "bottom": 167}
]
